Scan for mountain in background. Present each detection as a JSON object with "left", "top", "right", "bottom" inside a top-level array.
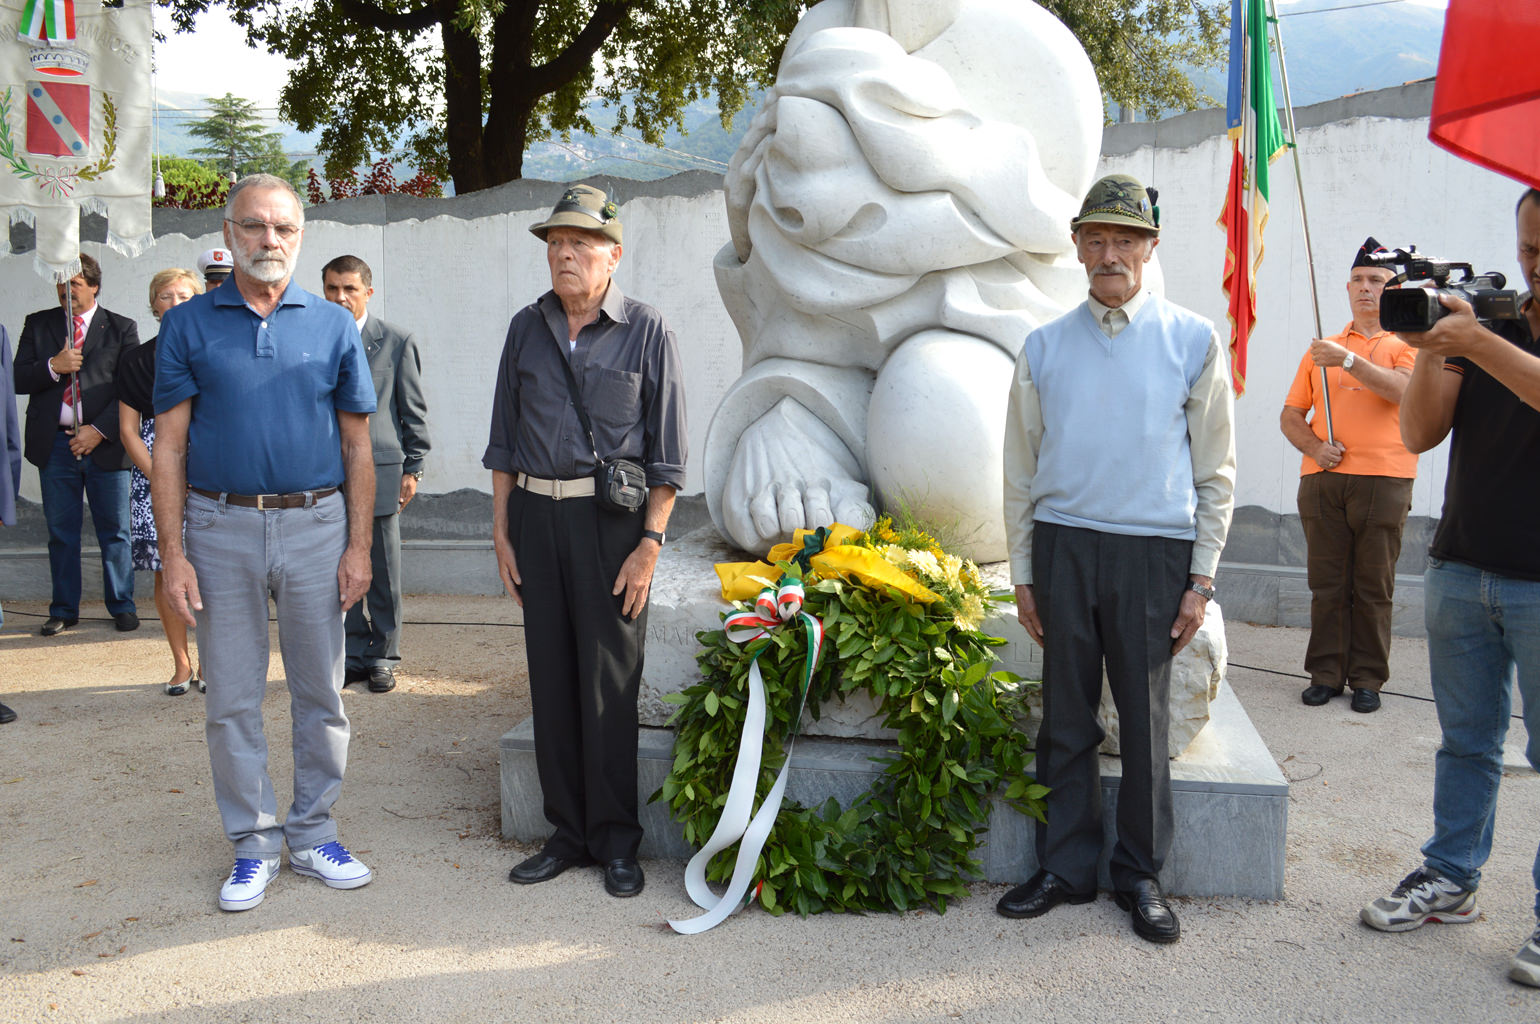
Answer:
[{"left": 154, "top": 3, "right": 1447, "bottom": 186}]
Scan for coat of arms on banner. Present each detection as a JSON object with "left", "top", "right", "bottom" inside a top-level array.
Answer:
[{"left": 1, "top": 0, "right": 144, "bottom": 277}]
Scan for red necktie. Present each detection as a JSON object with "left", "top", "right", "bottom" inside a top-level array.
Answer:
[{"left": 62, "top": 314, "right": 84, "bottom": 411}]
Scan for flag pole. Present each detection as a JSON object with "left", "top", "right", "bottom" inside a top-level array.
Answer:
[{"left": 1265, "top": 0, "right": 1334, "bottom": 444}]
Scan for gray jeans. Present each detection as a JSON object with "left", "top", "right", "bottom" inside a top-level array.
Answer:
[{"left": 186, "top": 490, "right": 350, "bottom": 858}]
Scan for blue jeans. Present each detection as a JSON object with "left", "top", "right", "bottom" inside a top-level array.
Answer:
[
  {"left": 39, "top": 431, "right": 134, "bottom": 619},
  {"left": 1420, "top": 558, "right": 1540, "bottom": 910}
]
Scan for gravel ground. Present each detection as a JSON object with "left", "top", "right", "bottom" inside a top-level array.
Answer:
[{"left": 2, "top": 594, "right": 1536, "bottom": 1023}]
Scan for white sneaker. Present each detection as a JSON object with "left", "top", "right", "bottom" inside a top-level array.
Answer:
[
  {"left": 219, "top": 857, "right": 279, "bottom": 912},
  {"left": 290, "top": 841, "right": 373, "bottom": 889},
  {"left": 1360, "top": 866, "right": 1479, "bottom": 932},
  {"left": 1512, "top": 922, "right": 1540, "bottom": 988}
]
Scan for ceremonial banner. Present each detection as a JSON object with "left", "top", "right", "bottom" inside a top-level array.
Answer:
[
  {"left": 1, "top": 0, "right": 152, "bottom": 280},
  {"left": 1217, "top": 0, "right": 1285, "bottom": 397}
]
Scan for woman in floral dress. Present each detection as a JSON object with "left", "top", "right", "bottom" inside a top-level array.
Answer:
[{"left": 118, "top": 268, "right": 202, "bottom": 695}]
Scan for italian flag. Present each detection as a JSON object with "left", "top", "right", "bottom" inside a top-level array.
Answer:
[{"left": 1218, "top": 0, "right": 1286, "bottom": 397}]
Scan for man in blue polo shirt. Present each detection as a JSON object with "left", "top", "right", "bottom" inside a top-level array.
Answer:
[{"left": 152, "top": 173, "right": 378, "bottom": 912}]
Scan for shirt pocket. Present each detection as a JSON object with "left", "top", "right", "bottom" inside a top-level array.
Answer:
[{"left": 589, "top": 367, "right": 642, "bottom": 435}]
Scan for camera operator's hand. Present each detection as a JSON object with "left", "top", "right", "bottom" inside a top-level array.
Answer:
[
  {"left": 1400, "top": 293, "right": 1480, "bottom": 358},
  {"left": 1312, "top": 439, "right": 1345, "bottom": 471},
  {"left": 1308, "top": 338, "right": 1351, "bottom": 368}
]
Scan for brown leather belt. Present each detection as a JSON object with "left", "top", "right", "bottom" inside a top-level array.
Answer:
[
  {"left": 190, "top": 486, "right": 339, "bottom": 510},
  {"left": 516, "top": 473, "right": 594, "bottom": 500}
]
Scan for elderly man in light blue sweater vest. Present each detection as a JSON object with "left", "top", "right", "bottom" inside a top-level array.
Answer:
[{"left": 997, "top": 174, "right": 1236, "bottom": 945}]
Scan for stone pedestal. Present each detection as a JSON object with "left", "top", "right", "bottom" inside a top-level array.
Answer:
[{"left": 499, "top": 680, "right": 1287, "bottom": 899}]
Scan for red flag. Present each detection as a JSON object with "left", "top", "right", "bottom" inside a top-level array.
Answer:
[{"left": 1429, "top": 0, "right": 1540, "bottom": 189}]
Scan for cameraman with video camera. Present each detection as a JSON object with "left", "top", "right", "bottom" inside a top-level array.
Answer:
[{"left": 1360, "top": 188, "right": 1540, "bottom": 990}]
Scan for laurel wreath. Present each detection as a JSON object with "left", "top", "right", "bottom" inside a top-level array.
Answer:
[
  {"left": 657, "top": 523, "right": 1046, "bottom": 917},
  {"left": 0, "top": 87, "right": 118, "bottom": 188}
]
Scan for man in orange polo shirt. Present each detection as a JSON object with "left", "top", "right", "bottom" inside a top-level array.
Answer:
[{"left": 1280, "top": 237, "right": 1417, "bottom": 714}]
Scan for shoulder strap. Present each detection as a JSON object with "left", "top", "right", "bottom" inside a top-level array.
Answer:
[{"left": 547, "top": 328, "right": 602, "bottom": 464}]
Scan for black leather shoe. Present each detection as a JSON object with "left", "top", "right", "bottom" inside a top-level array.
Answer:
[
  {"left": 1114, "top": 877, "right": 1181, "bottom": 943},
  {"left": 368, "top": 666, "right": 396, "bottom": 693},
  {"left": 996, "top": 869, "right": 1095, "bottom": 919},
  {"left": 1351, "top": 687, "right": 1381, "bottom": 713},
  {"left": 40, "top": 616, "right": 77, "bottom": 636},
  {"left": 1301, "top": 684, "right": 1339, "bottom": 706},
  {"left": 0, "top": 702, "right": 15, "bottom": 724},
  {"left": 603, "top": 858, "right": 645, "bottom": 897},
  {"left": 509, "top": 852, "right": 590, "bottom": 885},
  {"left": 113, "top": 612, "right": 139, "bottom": 632}
]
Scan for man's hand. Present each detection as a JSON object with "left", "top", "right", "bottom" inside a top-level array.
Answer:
[
  {"left": 1170, "top": 578, "right": 1210, "bottom": 655},
  {"left": 1308, "top": 338, "right": 1350, "bottom": 368},
  {"left": 161, "top": 552, "right": 203, "bottom": 627},
  {"left": 1311, "top": 439, "right": 1345, "bottom": 471},
  {"left": 1014, "top": 583, "right": 1043, "bottom": 647},
  {"left": 614, "top": 538, "right": 662, "bottom": 621},
  {"left": 1400, "top": 293, "right": 1481, "bottom": 358},
  {"left": 494, "top": 532, "right": 522, "bottom": 606},
  {"left": 67, "top": 424, "right": 104, "bottom": 458},
  {"left": 399, "top": 472, "right": 419, "bottom": 511},
  {"left": 51, "top": 345, "right": 83, "bottom": 376},
  {"left": 338, "top": 544, "right": 371, "bottom": 610}
]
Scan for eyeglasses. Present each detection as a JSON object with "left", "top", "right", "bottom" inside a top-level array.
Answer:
[{"left": 225, "top": 218, "right": 301, "bottom": 241}]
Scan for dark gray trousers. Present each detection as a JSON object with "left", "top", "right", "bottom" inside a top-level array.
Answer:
[
  {"left": 1032, "top": 521, "right": 1190, "bottom": 892},
  {"left": 510, "top": 486, "right": 647, "bottom": 863},
  {"left": 345, "top": 512, "right": 403, "bottom": 670}
]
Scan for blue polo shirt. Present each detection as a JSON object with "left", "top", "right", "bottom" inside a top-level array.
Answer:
[{"left": 154, "top": 280, "right": 376, "bottom": 494}]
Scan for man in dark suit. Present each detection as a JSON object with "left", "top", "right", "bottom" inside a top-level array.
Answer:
[
  {"left": 13, "top": 253, "right": 140, "bottom": 636},
  {"left": 323, "top": 255, "right": 430, "bottom": 693}
]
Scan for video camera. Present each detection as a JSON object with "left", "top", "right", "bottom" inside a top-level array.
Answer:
[{"left": 1367, "top": 246, "right": 1520, "bottom": 333}]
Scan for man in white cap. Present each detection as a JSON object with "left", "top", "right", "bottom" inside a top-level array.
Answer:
[{"left": 197, "top": 248, "right": 234, "bottom": 291}]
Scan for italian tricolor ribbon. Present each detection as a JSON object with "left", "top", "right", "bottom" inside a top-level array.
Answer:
[
  {"left": 668, "top": 578, "right": 824, "bottom": 934},
  {"left": 17, "top": 0, "right": 75, "bottom": 42}
]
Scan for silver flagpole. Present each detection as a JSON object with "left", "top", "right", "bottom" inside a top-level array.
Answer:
[{"left": 1266, "top": 0, "right": 1334, "bottom": 447}]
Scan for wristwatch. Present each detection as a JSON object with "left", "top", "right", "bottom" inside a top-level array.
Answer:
[
  {"left": 1342, "top": 351, "right": 1357, "bottom": 372},
  {"left": 643, "top": 529, "right": 666, "bottom": 546},
  {"left": 1187, "top": 580, "right": 1216, "bottom": 600}
]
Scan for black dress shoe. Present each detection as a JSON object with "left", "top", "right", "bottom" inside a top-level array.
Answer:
[
  {"left": 1114, "top": 877, "right": 1181, "bottom": 943},
  {"left": 1301, "top": 684, "right": 1339, "bottom": 706},
  {"left": 603, "top": 858, "right": 645, "bottom": 897},
  {"left": 40, "top": 616, "right": 77, "bottom": 636},
  {"left": 1351, "top": 687, "right": 1381, "bottom": 713},
  {"left": 368, "top": 666, "right": 396, "bottom": 693},
  {"left": 113, "top": 612, "right": 139, "bottom": 632},
  {"left": 508, "top": 852, "right": 589, "bottom": 885},
  {"left": 0, "top": 702, "right": 15, "bottom": 724},
  {"left": 996, "top": 869, "right": 1095, "bottom": 919}
]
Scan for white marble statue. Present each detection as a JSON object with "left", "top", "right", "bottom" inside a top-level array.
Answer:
[{"left": 704, "top": 0, "right": 1113, "bottom": 561}]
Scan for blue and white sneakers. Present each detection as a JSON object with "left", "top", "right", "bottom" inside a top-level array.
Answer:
[
  {"left": 290, "top": 841, "right": 373, "bottom": 890},
  {"left": 219, "top": 857, "right": 280, "bottom": 912},
  {"left": 1360, "top": 866, "right": 1479, "bottom": 932}
]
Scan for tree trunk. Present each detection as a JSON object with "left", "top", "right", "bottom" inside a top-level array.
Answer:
[{"left": 442, "top": 15, "right": 489, "bottom": 194}]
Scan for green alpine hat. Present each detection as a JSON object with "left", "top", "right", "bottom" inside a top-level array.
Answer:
[
  {"left": 530, "top": 184, "right": 622, "bottom": 245},
  {"left": 1071, "top": 174, "right": 1160, "bottom": 235}
]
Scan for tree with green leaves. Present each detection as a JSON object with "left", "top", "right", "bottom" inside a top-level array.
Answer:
[
  {"left": 164, "top": 0, "right": 1224, "bottom": 195},
  {"left": 186, "top": 92, "right": 308, "bottom": 186}
]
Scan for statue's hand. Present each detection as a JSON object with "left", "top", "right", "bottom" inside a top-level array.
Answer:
[{"left": 722, "top": 397, "right": 874, "bottom": 552}]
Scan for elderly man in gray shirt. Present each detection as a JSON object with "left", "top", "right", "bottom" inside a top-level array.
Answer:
[{"left": 484, "top": 185, "right": 687, "bottom": 900}]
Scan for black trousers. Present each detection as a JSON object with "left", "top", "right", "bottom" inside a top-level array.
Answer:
[
  {"left": 510, "top": 486, "right": 647, "bottom": 863},
  {"left": 1032, "top": 522, "right": 1190, "bottom": 892}
]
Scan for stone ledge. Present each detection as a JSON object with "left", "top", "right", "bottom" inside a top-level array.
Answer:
[{"left": 500, "top": 680, "right": 1287, "bottom": 899}]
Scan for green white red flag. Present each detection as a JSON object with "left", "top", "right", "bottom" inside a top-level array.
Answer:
[{"left": 1218, "top": 0, "right": 1286, "bottom": 397}]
